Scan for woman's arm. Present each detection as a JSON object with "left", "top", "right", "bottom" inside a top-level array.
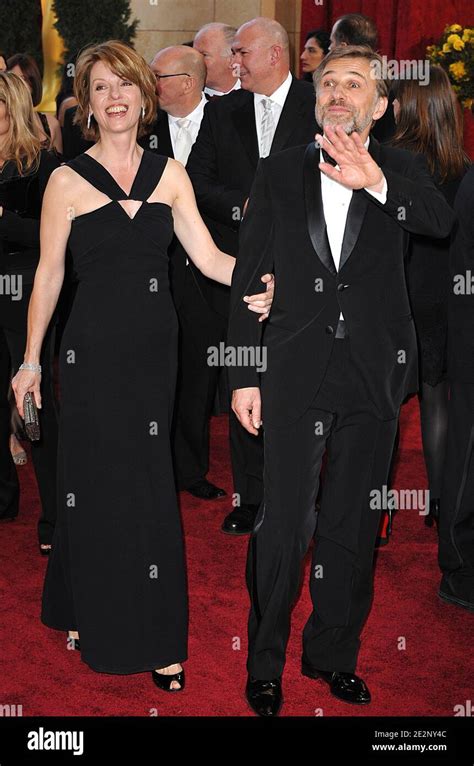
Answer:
[
  {"left": 11, "top": 166, "right": 72, "bottom": 415},
  {"left": 170, "top": 159, "right": 235, "bottom": 285},
  {"left": 168, "top": 159, "right": 274, "bottom": 318},
  {"left": 0, "top": 150, "right": 60, "bottom": 248}
]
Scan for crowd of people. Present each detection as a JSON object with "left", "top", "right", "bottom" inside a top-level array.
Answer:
[{"left": 0, "top": 12, "right": 472, "bottom": 716}]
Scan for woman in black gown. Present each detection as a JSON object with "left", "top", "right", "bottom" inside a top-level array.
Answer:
[
  {"left": 0, "top": 71, "right": 59, "bottom": 550},
  {"left": 12, "top": 41, "right": 274, "bottom": 691},
  {"left": 390, "top": 66, "right": 469, "bottom": 528}
]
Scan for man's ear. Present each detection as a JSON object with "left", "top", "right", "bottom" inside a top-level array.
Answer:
[
  {"left": 372, "top": 95, "right": 388, "bottom": 122},
  {"left": 270, "top": 44, "right": 282, "bottom": 65}
]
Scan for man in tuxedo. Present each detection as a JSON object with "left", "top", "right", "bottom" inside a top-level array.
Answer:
[
  {"left": 329, "top": 13, "right": 396, "bottom": 143},
  {"left": 187, "top": 16, "right": 318, "bottom": 535},
  {"left": 227, "top": 46, "right": 455, "bottom": 716},
  {"left": 439, "top": 166, "right": 474, "bottom": 613},
  {"left": 193, "top": 22, "right": 241, "bottom": 97}
]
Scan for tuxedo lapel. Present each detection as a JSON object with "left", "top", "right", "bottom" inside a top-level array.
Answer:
[
  {"left": 303, "top": 142, "right": 337, "bottom": 276},
  {"left": 338, "top": 135, "right": 381, "bottom": 271},
  {"left": 232, "top": 94, "right": 259, "bottom": 168},
  {"left": 270, "top": 78, "right": 306, "bottom": 155}
]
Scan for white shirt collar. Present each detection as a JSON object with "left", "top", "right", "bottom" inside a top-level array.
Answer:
[
  {"left": 254, "top": 71, "right": 292, "bottom": 107},
  {"left": 204, "top": 79, "right": 241, "bottom": 98},
  {"left": 167, "top": 92, "right": 207, "bottom": 125}
]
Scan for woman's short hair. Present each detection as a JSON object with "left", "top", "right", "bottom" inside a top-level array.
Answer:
[{"left": 73, "top": 40, "right": 157, "bottom": 141}]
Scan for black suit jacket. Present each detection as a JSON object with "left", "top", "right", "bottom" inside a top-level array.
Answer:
[
  {"left": 62, "top": 106, "right": 93, "bottom": 161},
  {"left": 186, "top": 77, "right": 318, "bottom": 317},
  {"left": 142, "top": 108, "right": 213, "bottom": 311},
  {"left": 448, "top": 165, "right": 474, "bottom": 383},
  {"left": 227, "top": 138, "right": 455, "bottom": 427}
]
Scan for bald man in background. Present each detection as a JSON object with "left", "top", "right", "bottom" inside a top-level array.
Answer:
[
  {"left": 193, "top": 22, "right": 241, "bottom": 97},
  {"left": 187, "top": 17, "right": 318, "bottom": 535},
  {"left": 146, "top": 46, "right": 229, "bottom": 501}
]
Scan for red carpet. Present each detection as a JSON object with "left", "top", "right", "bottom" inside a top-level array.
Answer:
[{"left": 0, "top": 397, "right": 471, "bottom": 717}]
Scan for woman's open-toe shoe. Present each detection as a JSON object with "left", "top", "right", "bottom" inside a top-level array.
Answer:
[
  {"left": 151, "top": 666, "right": 185, "bottom": 692},
  {"left": 39, "top": 544, "right": 52, "bottom": 556}
]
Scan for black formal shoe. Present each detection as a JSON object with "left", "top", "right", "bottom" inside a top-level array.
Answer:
[
  {"left": 39, "top": 544, "right": 52, "bottom": 556},
  {"left": 301, "top": 660, "right": 371, "bottom": 704},
  {"left": 246, "top": 675, "right": 282, "bottom": 716},
  {"left": 221, "top": 503, "right": 259, "bottom": 535},
  {"left": 425, "top": 498, "right": 440, "bottom": 528},
  {"left": 185, "top": 479, "right": 227, "bottom": 500},
  {"left": 151, "top": 666, "right": 185, "bottom": 692},
  {"left": 438, "top": 574, "right": 474, "bottom": 612},
  {"left": 66, "top": 633, "right": 80, "bottom": 651}
]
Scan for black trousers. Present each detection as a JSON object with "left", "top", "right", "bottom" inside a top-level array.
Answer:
[
  {"left": 171, "top": 268, "right": 227, "bottom": 489},
  {"left": 246, "top": 338, "right": 398, "bottom": 679},
  {"left": 0, "top": 279, "right": 59, "bottom": 543},
  {"left": 229, "top": 409, "right": 263, "bottom": 507},
  {"left": 172, "top": 267, "right": 264, "bottom": 503},
  {"left": 439, "top": 381, "right": 474, "bottom": 583}
]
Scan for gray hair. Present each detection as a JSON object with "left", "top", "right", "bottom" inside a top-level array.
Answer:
[
  {"left": 194, "top": 22, "right": 237, "bottom": 57},
  {"left": 313, "top": 45, "right": 388, "bottom": 99}
]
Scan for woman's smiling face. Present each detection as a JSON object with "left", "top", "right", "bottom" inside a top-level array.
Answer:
[{"left": 88, "top": 60, "right": 142, "bottom": 136}]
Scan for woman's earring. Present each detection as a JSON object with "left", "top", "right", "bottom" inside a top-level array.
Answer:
[
  {"left": 141, "top": 104, "right": 145, "bottom": 119},
  {"left": 87, "top": 110, "right": 92, "bottom": 130}
]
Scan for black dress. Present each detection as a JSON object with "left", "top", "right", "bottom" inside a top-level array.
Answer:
[
  {"left": 41, "top": 150, "right": 189, "bottom": 674},
  {"left": 405, "top": 172, "right": 463, "bottom": 386},
  {"left": 0, "top": 150, "right": 59, "bottom": 540}
]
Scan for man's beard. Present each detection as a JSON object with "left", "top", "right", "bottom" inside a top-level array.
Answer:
[{"left": 316, "top": 99, "right": 375, "bottom": 135}]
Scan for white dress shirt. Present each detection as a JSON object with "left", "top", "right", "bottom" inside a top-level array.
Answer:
[
  {"left": 319, "top": 136, "right": 388, "bottom": 319},
  {"left": 167, "top": 93, "right": 208, "bottom": 263},
  {"left": 168, "top": 92, "right": 208, "bottom": 165},
  {"left": 254, "top": 71, "right": 293, "bottom": 158},
  {"left": 204, "top": 78, "right": 241, "bottom": 98}
]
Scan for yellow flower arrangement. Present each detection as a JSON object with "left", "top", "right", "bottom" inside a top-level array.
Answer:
[
  {"left": 427, "top": 24, "right": 473, "bottom": 108},
  {"left": 450, "top": 61, "right": 466, "bottom": 79}
]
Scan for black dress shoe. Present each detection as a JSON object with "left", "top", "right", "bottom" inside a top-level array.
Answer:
[
  {"left": 39, "top": 544, "right": 52, "bottom": 556},
  {"left": 246, "top": 675, "right": 282, "bottom": 716},
  {"left": 151, "top": 667, "right": 185, "bottom": 692},
  {"left": 185, "top": 479, "right": 226, "bottom": 500},
  {"left": 439, "top": 574, "right": 474, "bottom": 612},
  {"left": 302, "top": 660, "right": 371, "bottom": 704},
  {"left": 221, "top": 504, "right": 259, "bottom": 535},
  {"left": 425, "top": 498, "right": 440, "bottom": 528}
]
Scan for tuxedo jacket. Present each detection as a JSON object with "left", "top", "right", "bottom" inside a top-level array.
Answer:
[
  {"left": 227, "top": 138, "right": 455, "bottom": 427},
  {"left": 186, "top": 77, "right": 318, "bottom": 317},
  {"left": 141, "top": 108, "right": 214, "bottom": 311}
]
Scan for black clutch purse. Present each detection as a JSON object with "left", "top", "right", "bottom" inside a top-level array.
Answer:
[{"left": 23, "top": 392, "right": 40, "bottom": 441}]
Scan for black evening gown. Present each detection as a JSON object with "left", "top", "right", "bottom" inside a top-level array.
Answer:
[
  {"left": 41, "top": 150, "right": 189, "bottom": 674},
  {"left": 405, "top": 172, "right": 463, "bottom": 386}
]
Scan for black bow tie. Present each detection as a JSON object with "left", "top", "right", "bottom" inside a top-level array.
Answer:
[{"left": 321, "top": 147, "right": 338, "bottom": 167}]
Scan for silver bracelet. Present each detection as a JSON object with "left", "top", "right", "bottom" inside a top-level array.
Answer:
[{"left": 19, "top": 362, "right": 42, "bottom": 373}]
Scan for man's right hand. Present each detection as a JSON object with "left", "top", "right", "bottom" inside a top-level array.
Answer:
[{"left": 231, "top": 387, "right": 262, "bottom": 435}]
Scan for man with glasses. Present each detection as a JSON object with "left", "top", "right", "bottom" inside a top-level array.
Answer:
[{"left": 148, "top": 45, "right": 232, "bottom": 503}]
